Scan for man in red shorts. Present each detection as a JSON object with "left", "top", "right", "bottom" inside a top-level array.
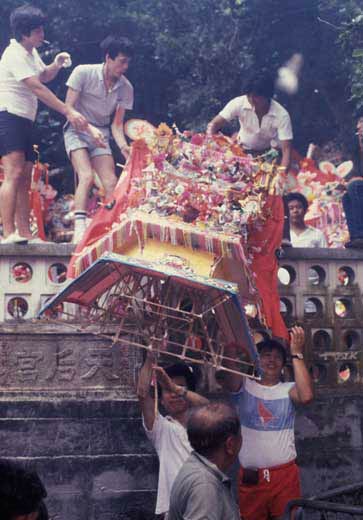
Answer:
[{"left": 220, "top": 327, "right": 313, "bottom": 520}]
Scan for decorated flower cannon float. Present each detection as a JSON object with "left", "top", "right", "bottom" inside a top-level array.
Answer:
[{"left": 39, "top": 121, "right": 292, "bottom": 378}]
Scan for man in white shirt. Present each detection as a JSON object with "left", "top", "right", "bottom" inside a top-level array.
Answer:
[
  {"left": 286, "top": 192, "right": 327, "bottom": 248},
  {"left": 207, "top": 73, "right": 294, "bottom": 341},
  {"left": 137, "top": 353, "right": 208, "bottom": 518},
  {"left": 207, "top": 73, "right": 293, "bottom": 172},
  {"left": 64, "top": 35, "right": 134, "bottom": 243},
  {"left": 0, "top": 4, "right": 88, "bottom": 244}
]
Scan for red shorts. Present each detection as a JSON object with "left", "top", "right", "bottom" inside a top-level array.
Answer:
[{"left": 238, "top": 460, "right": 301, "bottom": 520}]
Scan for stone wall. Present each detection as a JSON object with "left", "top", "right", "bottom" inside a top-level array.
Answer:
[
  {"left": 0, "top": 243, "right": 72, "bottom": 321},
  {"left": 297, "top": 396, "right": 363, "bottom": 497},
  {"left": 0, "top": 322, "right": 157, "bottom": 520},
  {"left": 1, "top": 246, "right": 363, "bottom": 518},
  {"left": 278, "top": 248, "right": 363, "bottom": 392},
  {"left": 0, "top": 398, "right": 157, "bottom": 520}
]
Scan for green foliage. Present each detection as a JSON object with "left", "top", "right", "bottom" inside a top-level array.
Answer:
[{"left": 337, "top": 3, "right": 363, "bottom": 113}]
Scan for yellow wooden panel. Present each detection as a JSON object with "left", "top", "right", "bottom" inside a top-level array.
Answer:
[{"left": 119, "top": 239, "right": 214, "bottom": 277}]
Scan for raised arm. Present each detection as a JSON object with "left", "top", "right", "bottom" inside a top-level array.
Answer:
[
  {"left": 39, "top": 53, "right": 70, "bottom": 83},
  {"left": 23, "top": 76, "right": 87, "bottom": 131},
  {"left": 111, "top": 106, "right": 130, "bottom": 160},
  {"left": 206, "top": 115, "right": 228, "bottom": 136},
  {"left": 289, "top": 326, "right": 314, "bottom": 405},
  {"left": 154, "top": 366, "right": 209, "bottom": 407},
  {"left": 137, "top": 354, "right": 209, "bottom": 431},
  {"left": 137, "top": 352, "right": 156, "bottom": 430},
  {"left": 216, "top": 343, "right": 244, "bottom": 393}
]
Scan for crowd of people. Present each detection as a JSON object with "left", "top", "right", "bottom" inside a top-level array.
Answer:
[
  {"left": 0, "top": 5, "right": 134, "bottom": 245},
  {"left": 1, "top": 327, "right": 312, "bottom": 520},
  {"left": 0, "top": 4, "right": 359, "bottom": 520},
  {"left": 0, "top": 4, "right": 363, "bottom": 247},
  {"left": 137, "top": 327, "right": 313, "bottom": 520}
]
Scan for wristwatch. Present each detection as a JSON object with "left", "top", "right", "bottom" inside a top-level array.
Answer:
[{"left": 291, "top": 353, "right": 304, "bottom": 360}]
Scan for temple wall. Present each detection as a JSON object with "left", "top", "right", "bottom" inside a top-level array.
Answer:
[
  {"left": 278, "top": 248, "right": 363, "bottom": 392},
  {"left": 0, "top": 245, "right": 363, "bottom": 518},
  {"left": 0, "top": 322, "right": 156, "bottom": 520}
]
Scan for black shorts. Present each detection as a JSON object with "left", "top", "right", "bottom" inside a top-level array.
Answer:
[{"left": 0, "top": 111, "right": 37, "bottom": 162}]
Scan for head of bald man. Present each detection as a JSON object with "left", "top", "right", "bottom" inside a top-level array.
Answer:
[{"left": 187, "top": 401, "right": 242, "bottom": 470}]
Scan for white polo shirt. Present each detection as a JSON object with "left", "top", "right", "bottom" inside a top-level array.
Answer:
[
  {"left": 0, "top": 39, "right": 46, "bottom": 121},
  {"left": 66, "top": 63, "right": 134, "bottom": 127},
  {"left": 290, "top": 226, "right": 327, "bottom": 248},
  {"left": 143, "top": 412, "right": 192, "bottom": 515},
  {"left": 219, "top": 95, "right": 293, "bottom": 151}
]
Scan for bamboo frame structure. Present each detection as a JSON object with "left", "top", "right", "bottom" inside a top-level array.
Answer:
[{"left": 39, "top": 256, "right": 260, "bottom": 379}]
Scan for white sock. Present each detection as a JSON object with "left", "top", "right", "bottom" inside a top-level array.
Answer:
[{"left": 74, "top": 211, "right": 87, "bottom": 233}]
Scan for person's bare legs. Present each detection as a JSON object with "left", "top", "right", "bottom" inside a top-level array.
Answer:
[
  {"left": 0, "top": 150, "right": 27, "bottom": 237},
  {"left": 70, "top": 148, "right": 95, "bottom": 211},
  {"left": 91, "top": 154, "right": 117, "bottom": 200},
  {"left": 70, "top": 148, "right": 99, "bottom": 243},
  {"left": 15, "top": 160, "right": 33, "bottom": 238}
]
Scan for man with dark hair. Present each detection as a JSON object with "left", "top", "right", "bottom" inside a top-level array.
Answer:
[
  {"left": 168, "top": 401, "right": 241, "bottom": 520},
  {"left": 286, "top": 192, "right": 327, "bottom": 247},
  {"left": 0, "top": 4, "right": 88, "bottom": 244},
  {"left": 64, "top": 35, "right": 134, "bottom": 243},
  {"left": 220, "top": 326, "right": 313, "bottom": 520},
  {"left": 137, "top": 353, "right": 208, "bottom": 518},
  {"left": 207, "top": 72, "right": 294, "bottom": 341},
  {"left": 0, "top": 458, "right": 48, "bottom": 520},
  {"left": 207, "top": 72, "right": 293, "bottom": 171},
  {"left": 10, "top": 4, "right": 47, "bottom": 41}
]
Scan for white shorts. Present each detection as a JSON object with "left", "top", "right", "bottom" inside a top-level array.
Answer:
[{"left": 64, "top": 124, "right": 112, "bottom": 158}]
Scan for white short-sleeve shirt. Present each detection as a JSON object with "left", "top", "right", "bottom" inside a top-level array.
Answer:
[
  {"left": 143, "top": 413, "right": 192, "bottom": 515},
  {"left": 66, "top": 63, "right": 134, "bottom": 127},
  {"left": 290, "top": 226, "right": 327, "bottom": 248},
  {"left": 219, "top": 95, "right": 293, "bottom": 151},
  {"left": 0, "top": 39, "right": 46, "bottom": 121}
]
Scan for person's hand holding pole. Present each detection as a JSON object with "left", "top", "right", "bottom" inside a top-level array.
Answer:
[{"left": 153, "top": 366, "right": 181, "bottom": 395}]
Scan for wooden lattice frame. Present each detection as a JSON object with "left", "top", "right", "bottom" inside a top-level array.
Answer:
[{"left": 43, "top": 268, "right": 259, "bottom": 378}]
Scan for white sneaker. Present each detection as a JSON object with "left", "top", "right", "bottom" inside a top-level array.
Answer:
[{"left": 1, "top": 232, "right": 28, "bottom": 244}]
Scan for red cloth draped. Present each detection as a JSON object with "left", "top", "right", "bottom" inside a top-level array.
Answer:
[
  {"left": 67, "top": 140, "right": 149, "bottom": 278},
  {"left": 67, "top": 142, "right": 288, "bottom": 342},
  {"left": 248, "top": 195, "right": 289, "bottom": 342}
]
